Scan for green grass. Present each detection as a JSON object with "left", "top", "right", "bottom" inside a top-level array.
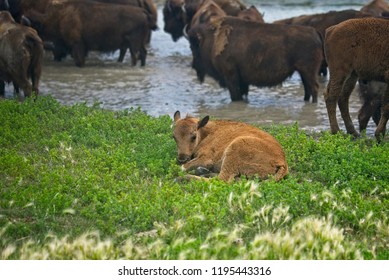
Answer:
[{"left": 0, "top": 96, "right": 388, "bottom": 259}]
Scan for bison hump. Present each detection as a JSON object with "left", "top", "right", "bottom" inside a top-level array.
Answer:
[{"left": 212, "top": 20, "right": 232, "bottom": 56}]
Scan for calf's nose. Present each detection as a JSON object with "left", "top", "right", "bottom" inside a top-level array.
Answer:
[{"left": 177, "top": 154, "right": 191, "bottom": 164}]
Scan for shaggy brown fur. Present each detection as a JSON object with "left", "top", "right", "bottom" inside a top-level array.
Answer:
[
  {"left": 0, "top": 11, "right": 43, "bottom": 100},
  {"left": 163, "top": 0, "right": 245, "bottom": 41},
  {"left": 324, "top": 17, "right": 389, "bottom": 140},
  {"left": 25, "top": 1, "right": 155, "bottom": 67},
  {"left": 274, "top": 9, "right": 371, "bottom": 76},
  {"left": 237, "top": 5, "right": 264, "bottom": 23},
  {"left": 188, "top": 17, "right": 323, "bottom": 102},
  {"left": 173, "top": 111, "right": 288, "bottom": 182}
]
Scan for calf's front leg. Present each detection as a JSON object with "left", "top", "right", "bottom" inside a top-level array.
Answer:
[{"left": 182, "top": 156, "right": 214, "bottom": 173}]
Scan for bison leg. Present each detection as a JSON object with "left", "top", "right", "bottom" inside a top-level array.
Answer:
[
  {"left": 139, "top": 45, "right": 147, "bottom": 67},
  {"left": 13, "top": 80, "right": 31, "bottom": 102},
  {"left": 182, "top": 157, "right": 215, "bottom": 173},
  {"left": 222, "top": 69, "right": 244, "bottom": 101},
  {"left": 372, "top": 103, "right": 382, "bottom": 126},
  {"left": 324, "top": 81, "right": 342, "bottom": 134},
  {"left": 374, "top": 83, "right": 389, "bottom": 141},
  {"left": 72, "top": 43, "right": 86, "bottom": 67},
  {"left": 118, "top": 48, "right": 126, "bottom": 63},
  {"left": 298, "top": 69, "right": 319, "bottom": 103},
  {"left": 338, "top": 74, "right": 359, "bottom": 137},
  {"left": 358, "top": 100, "right": 374, "bottom": 131},
  {"left": 0, "top": 80, "right": 4, "bottom": 97}
]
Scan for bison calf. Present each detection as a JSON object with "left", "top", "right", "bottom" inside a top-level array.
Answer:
[
  {"left": 324, "top": 17, "right": 389, "bottom": 140},
  {"left": 173, "top": 111, "right": 288, "bottom": 182},
  {"left": 0, "top": 11, "right": 43, "bottom": 100}
]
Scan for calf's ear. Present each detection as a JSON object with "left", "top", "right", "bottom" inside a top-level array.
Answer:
[
  {"left": 174, "top": 111, "right": 181, "bottom": 123},
  {"left": 198, "top": 116, "right": 209, "bottom": 129}
]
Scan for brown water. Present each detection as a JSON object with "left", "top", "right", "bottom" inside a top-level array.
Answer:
[{"left": 3, "top": 4, "right": 377, "bottom": 134}]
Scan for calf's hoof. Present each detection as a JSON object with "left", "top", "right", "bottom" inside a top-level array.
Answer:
[{"left": 195, "top": 167, "right": 210, "bottom": 176}]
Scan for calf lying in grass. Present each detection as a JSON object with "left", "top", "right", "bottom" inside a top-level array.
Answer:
[{"left": 173, "top": 111, "right": 288, "bottom": 182}]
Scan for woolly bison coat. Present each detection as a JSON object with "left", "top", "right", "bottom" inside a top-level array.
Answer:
[
  {"left": 188, "top": 17, "right": 323, "bottom": 102},
  {"left": 25, "top": 1, "right": 156, "bottom": 67},
  {"left": 324, "top": 17, "right": 389, "bottom": 140},
  {"left": 0, "top": 11, "right": 43, "bottom": 100}
]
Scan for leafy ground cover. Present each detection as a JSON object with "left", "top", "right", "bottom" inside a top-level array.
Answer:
[{"left": 0, "top": 97, "right": 388, "bottom": 259}]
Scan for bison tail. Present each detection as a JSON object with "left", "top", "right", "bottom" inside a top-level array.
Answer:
[{"left": 26, "top": 33, "right": 44, "bottom": 95}]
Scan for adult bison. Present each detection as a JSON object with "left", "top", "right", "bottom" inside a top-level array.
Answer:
[
  {"left": 0, "top": 0, "right": 50, "bottom": 22},
  {"left": 173, "top": 111, "right": 288, "bottom": 182},
  {"left": 360, "top": 0, "right": 389, "bottom": 16},
  {"left": 91, "top": 0, "right": 158, "bottom": 62},
  {"left": 163, "top": 0, "right": 246, "bottom": 41},
  {"left": 0, "top": 11, "right": 43, "bottom": 100},
  {"left": 25, "top": 1, "right": 156, "bottom": 67},
  {"left": 274, "top": 9, "right": 371, "bottom": 76},
  {"left": 324, "top": 17, "right": 389, "bottom": 141},
  {"left": 188, "top": 17, "right": 323, "bottom": 102}
]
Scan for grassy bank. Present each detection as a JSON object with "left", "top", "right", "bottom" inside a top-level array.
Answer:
[{"left": 0, "top": 97, "right": 388, "bottom": 259}]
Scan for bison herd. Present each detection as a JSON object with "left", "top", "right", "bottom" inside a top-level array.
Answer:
[{"left": 1, "top": 0, "right": 389, "bottom": 141}]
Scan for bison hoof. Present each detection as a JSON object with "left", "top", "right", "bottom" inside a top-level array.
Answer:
[{"left": 195, "top": 167, "right": 210, "bottom": 176}]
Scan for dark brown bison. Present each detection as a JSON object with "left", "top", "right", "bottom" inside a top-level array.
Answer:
[
  {"left": 91, "top": 0, "right": 158, "bottom": 62},
  {"left": 361, "top": 0, "right": 389, "bottom": 16},
  {"left": 188, "top": 17, "right": 323, "bottom": 102},
  {"left": 324, "top": 17, "right": 389, "bottom": 141},
  {"left": 173, "top": 111, "right": 288, "bottom": 182},
  {"left": 25, "top": 1, "right": 156, "bottom": 67},
  {"left": 0, "top": 11, "right": 43, "bottom": 100},
  {"left": 274, "top": 9, "right": 371, "bottom": 76},
  {"left": 163, "top": 0, "right": 246, "bottom": 41},
  {"left": 0, "top": 0, "right": 51, "bottom": 22}
]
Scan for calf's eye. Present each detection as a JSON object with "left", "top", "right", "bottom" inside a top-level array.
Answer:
[{"left": 191, "top": 135, "right": 197, "bottom": 142}]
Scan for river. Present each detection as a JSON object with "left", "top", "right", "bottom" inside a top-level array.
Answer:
[{"left": 3, "top": 0, "right": 378, "bottom": 134}]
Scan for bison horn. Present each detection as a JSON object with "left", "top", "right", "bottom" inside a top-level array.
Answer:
[
  {"left": 20, "top": 15, "right": 31, "bottom": 26},
  {"left": 166, "top": 0, "right": 172, "bottom": 13},
  {"left": 4, "top": 0, "right": 10, "bottom": 10},
  {"left": 183, "top": 24, "right": 189, "bottom": 39},
  {"left": 181, "top": 3, "right": 186, "bottom": 13}
]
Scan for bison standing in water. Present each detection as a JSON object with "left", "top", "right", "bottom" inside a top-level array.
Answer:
[
  {"left": 173, "top": 111, "right": 288, "bottom": 182},
  {"left": 163, "top": 0, "right": 246, "bottom": 42},
  {"left": 188, "top": 17, "right": 323, "bottom": 102},
  {"left": 324, "top": 17, "right": 389, "bottom": 141},
  {"left": 0, "top": 11, "right": 43, "bottom": 100},
  {"left": 274, "top": 9, "right": 371, "bottom": 76},
  {"left": 25, "top": 1, "right": 157, "bottom": 67}
]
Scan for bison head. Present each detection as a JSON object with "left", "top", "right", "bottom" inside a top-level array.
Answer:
[
  {"left": 173, "top": 111, "right": 209, "bottom": 164},
  {"left": 163, "top": 0, "right": 186, "bottom": 41}
]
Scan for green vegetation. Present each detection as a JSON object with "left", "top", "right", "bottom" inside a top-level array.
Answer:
[{"left": 0, "top": 97, "right": 388, "bottom": 259}]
